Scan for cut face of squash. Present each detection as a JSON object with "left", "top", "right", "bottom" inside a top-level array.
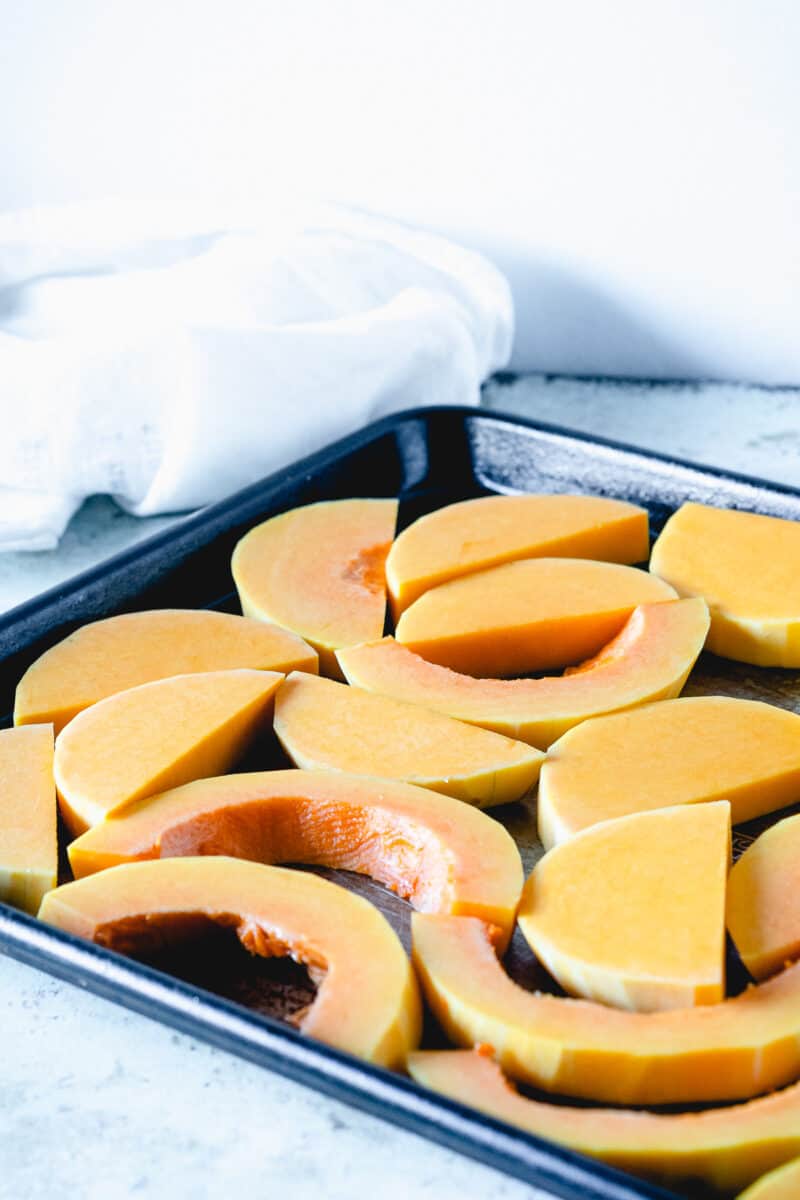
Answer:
[
  {"left": 54, "top": 669, "right": 283, "bottom": 835},
  {"left": 14, "top": 609, "right": 317, "bottom": 735},
  {"left": 386, "top": 493, "right": 650, "bottom": 616},
  {"left": 538, "top": 695, "right": 800, "bottom": 849},
  {"left": 412, "top": 913, "right": 800, "bottom": 1106},
  {"left": 273, "top": 672, "right": 543, "bottom": 808},
  {"left": 738, "top": 1157, "right": 800, "bottom": 1200},
  {"left": 0, "top": 725, "right": 56, "bottom": 914},
  {"left": 231, "top": 499, "right": 398, "bottom": 678},
  {"left": 39, "top": 856, "right": 421, "bottom": 1068},
  {"left": 395, "top": 558, "right": 676, "bottom": 677},
  {"left": 408, "top": 1049, "right": 800, "bottom": 1197},
  {"left": 650, "top": 502, "right": 800, "bottom": 667},
  {"left": 727, "top": 815, "right": 800, "bottom": 981},
  {"left": 338, "top": 598, "right": 710, "bottom": 749},
  {"left": 518, "top": 802, "right": 730, "bottom": 1011},
  {"left": 67, "top": 768, "right": 524, "bottom": 952}
]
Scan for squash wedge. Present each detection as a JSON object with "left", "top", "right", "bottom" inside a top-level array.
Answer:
[
  {"left": 54, "top": 669, "right": 282, "bottom": 835},
  {"left": 338, "top": 598, "right": 709, "bottom": 749},
  {"left": 412, "top": 913, "right": 800, "bottom": 1106},
  {"left": 232, "top": 499, "right": 397, "bottom": 677},
  {"left": 273, "top": 672, "right": 542, "bottom": 808},
  {"left": 68, "top": 768, "right": 523, "bottom": 952},
  {"left": 386, "top": 493, "right": 649, "bottom": 615},
  {"left": 14, "top": 609, "right": 316, "bottom": 734},
  {"left": 409, "top": 1049, "right": 800, "bottom": 1196},
  {"left": 39, "top": 856, "right": 421, "bottom": 1068}
]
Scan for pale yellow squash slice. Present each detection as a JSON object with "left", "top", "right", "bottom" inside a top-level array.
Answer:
[
  {"left": 409, "top": 1049, "right": 800, "bottom": 1196},
  {"left": 232, "top": 498, "right": 397, "bottom": 677},
  {"left": 387, "top": 493, "right": 649, "bottom": 615},
  {"left": 650, "top": 501, "right": 800, "bottom": 666},
  {"left": 538, "top": 695, "right": 800, "bottom": 849},
  {"left": 55, "top": 669, "right": 282, "bottom": 835},
  {"left": 0, "top": 724, "right": 56, "bottom": 913},
  {"left": 273, "top": 672, "right": 543, "bottom": 808},
  {"left": 728, "top": 815, "right": 800, "bottom": 981},
  {"left": 39, "top": 856, "right": 420, "bottom": 1068},
  {"left": 519, "top": 802, "right": 730, "bottom": 1011}
]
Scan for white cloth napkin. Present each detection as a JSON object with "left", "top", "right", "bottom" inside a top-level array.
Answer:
[{"left": 0, "top": 198, "right": 512, "bottom": 551}]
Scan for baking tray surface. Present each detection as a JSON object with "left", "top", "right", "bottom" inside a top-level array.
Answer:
[{"left": 2, "top": 406, "right": 799, "bottom": 1200}]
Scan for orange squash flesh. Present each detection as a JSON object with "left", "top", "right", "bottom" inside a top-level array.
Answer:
[
  {"left": 273, "top": 672, "right": 543, "bottom": 808},
  {"left": 395, "top": 558, "right": 677, "bottom": 677},
  {"left": 411, "top": 913, "right": 800, "bottom": 1106},
  {"left": 231, "top": 499, "right": 398, "bottom": 678},
  {"left": 0, "top": 725, "right": 57, "bottom": 914},
  {"left": 13, "top": 609, "right": 317, "bottom": 735},
  {"left": 738, "top": 1156, "right": 800, "bottom": 1199},
  {"left": 408, "top": 1049, "right": 800, "bottom": 1196},
  {"left": 386, "top": 494, "right": 650, "bottom": 616},
  {"left": 650, "top": 502, "right": 800, "bottom": 667},
  {"left": 538, "top": 696, "right": 800, "bottom": 849},
  {"left": 38, "top": 857, "right": 421, "bottom": 1067},
  {"left": 54, "top": 669, "right": 283, "bottom": 836},
  {"left": 727, "top": 816, "right": 800, "bottom": 982},
  {"left": 518, "top": 802, "right": 730, "bottom": 1011},
  {"left": 67, "top": 768, "right": 524, "bottom": 952},
  {"left": 338, "top": 598, "right": 710, "bottom": 749}
]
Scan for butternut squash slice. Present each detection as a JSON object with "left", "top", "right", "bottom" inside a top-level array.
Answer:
[
  {"left": 727, "top": 816, "right": 800, "bottom": 982},
  {"left": 0, "top": 725, "right": 56, "bottom": 914},
  {"left": 273, "top": 672, "right": 543, "bottom": 808},
  {"left": 386, "top": 493, "right": 650, "bottom": 616},
  {"left": 39, "top": 856, "right": 420, "bottom": 1067},
  {"left": 412, "top": 913, "right": 800, "bottom": 1106},
  {"left": 650, "top": 502, "right": 800, "bottom": 667},
  {"left": 408, "top": 1049, "right": 800, "bottom": 1197},
  {"left": 738, "top": 1157, "right": 800, "bottom": 1199},
  {"left": 14, "top": 609, "right": 317, "bottom": 735},
  {"left": 231, "top": 499, "right": 398, "bottom": 678},
  {"left": 518, "top": 802, "right": 730, "bottom": 1011},
  {"left": 538, "top": 696, "right": 800, "bottom": 849},
  {"left": 54, "top": 669, "right": 283, "bottom": 836},
  {"left": 338, "top": 598, "right": 710, "bottom": 749},
  {"left": 67, "top": 768, "right": 523, "bottom": 952},
  {"left": 395, "top": 558, "right": 676, "bottom": 677}
]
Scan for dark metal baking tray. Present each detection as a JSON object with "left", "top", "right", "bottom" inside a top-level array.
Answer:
[{"left": 2, "top": 405, "right": 800, "bottom": 1200}]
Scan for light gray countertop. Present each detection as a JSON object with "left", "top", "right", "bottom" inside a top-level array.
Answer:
[{"left": 2, "top": 378, "right": 799, "bottom": 1200}]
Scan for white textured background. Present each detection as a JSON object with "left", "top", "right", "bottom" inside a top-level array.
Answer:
[{"left": 2, "top": 0, "right": 800, "bottom": 381}]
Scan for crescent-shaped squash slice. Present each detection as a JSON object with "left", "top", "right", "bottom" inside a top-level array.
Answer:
[
  {"left": 38, "top": 857, "right": 420, "bottom": 1068},
  {"left": 412, "top": 914, "right": 800, "bottom": 1106},
  {"left": 67, "top": 768, "right": 523, "bottom": 952},
  {"left": 231, "top": 499, "right": 398, "bottom": 678},
  {"left": 14, "top": 609, "right": 317, "bottom": 734},
  {"left": 394, "top": 559, "right": 676, "bottom": 677},
  {"left": 650, "top": 502, "right": 800, "bottom": 667},
  {"left": 338, "top": 598, "right": 709, "bottom": 749},
  {"left": 518, "top": 802, "right": 730, "bottom": 1011},
  {"left": 738, "top": 1157, "right": 800, "bottom": 1199},
  {"left": 727, "top": 816, "right": 800, "bottom": 982},
  {"left": 386, "top": 494, "right": 650, "bottom": 616},
  {"left": 273, "top": 673, "right": 543, "bottom": 808},
  {"left": 408, "top": 1049, "right": 800, "bottom": 1196},
  {"left": 538, "top": 696, "right": 800, "bottom": 849},
  {"left": 55, "top": 670, "right": 283, "bottom": 836},
  {"left": 0, "top": 724, "right": 56, "bottom": 914}
]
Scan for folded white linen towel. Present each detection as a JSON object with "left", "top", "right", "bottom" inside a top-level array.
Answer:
[{"left": 0, "top": 199, "right": 512, "bottom": 551}]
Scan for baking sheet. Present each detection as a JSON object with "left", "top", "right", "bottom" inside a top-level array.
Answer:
[{"left": 3, "top": 406, "right": 800, "bottom": 1200}]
